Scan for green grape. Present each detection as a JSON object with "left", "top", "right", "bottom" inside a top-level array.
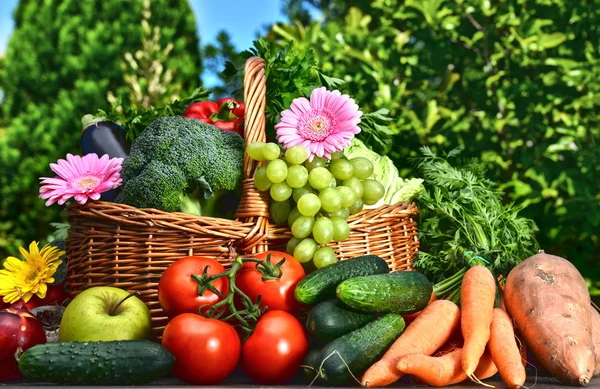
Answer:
[
  {"left": 266, "top": 159, "right": 288, "bottom": 183},
  {"left": 330, "top": 158, "right": 354, "bottom": 180},
  {"left": 247, "top": 142, "right": 266, "bottom": 161},
  {"left": 286, "top": 165, "right": 309, "bottom": 188},
  {"left": 270, "top": 199, "right": 291, "bottom": 225},
  {"left": 336, "top": 186, "right": 356, "bottom": 208},
  {"left": 253, "top": 166, "right": 272, "bottom": 191},
  {"left": 313, "top": 217, "right": 334, "bottom": 245},
  {"left": 342, "top": 177, "right": 364, "bottom": 199},
  {"left": 293, "top": 185, "right": 313, "bottom": 202},
  {"left": 362, "top": 179, "right": 385, "bottom": 205},
  {"left": 270, "top": 182, "right": 292, "bottom": 202},
  {"left": 286, "top": 236, "right": 302, "bottom": 256},
  {"left": 330, "top": 208, "right": 350, "bottom": 220},
  {"left": 288, "top": 207, "right": 301, "bottom": 226},
  {"left": 319, "top": 187, "right": 342, "bottom": 213},
  {"left": 297, "top": 193, "right": 321, "bottom": 217},
  {"left": 292, "top": 216, "right": 315, "bottom": 239},
  {"left": 313, "top": 246, "right": 338, "bottom": 269},
  {"left": 263, "top": 143, "right": 281, "bottom": 161},
  {"left": 350, "top": 157, "right": 374, "bottom": 180},
  {"left": 328, "top": 176, "right": 337, "bottom": 188},
  {"left": 285, "top": 145, "right": 309, "bottom": 165},
  {"left": 332, "top": 217, "right": 350, "bottom": 242},
  {"left": 330, "top": 151, "right": 344, "bottom": 160},
  {"left": 305, "top": 156, "right": 327, "bottom": 172},
  {"left": 349, "top": 199, "right": 364, "bottom": 215},
  {"left": 293, "top": 238, "right": 318, "bottom": 263},
  {"left": 308, "top": 167, "right": 333, "bottom": 190}
]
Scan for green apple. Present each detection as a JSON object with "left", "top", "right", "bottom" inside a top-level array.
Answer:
[{"left": 59, "top": 286, "right": 151, "bottom": 342}]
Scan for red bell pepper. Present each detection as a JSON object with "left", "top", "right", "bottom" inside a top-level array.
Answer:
[{"left": 184, "top": 98, "right": 244, "bottom": 138}]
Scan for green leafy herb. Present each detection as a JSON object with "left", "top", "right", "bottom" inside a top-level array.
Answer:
[
  {"left": 95, "top": 87, "right": 210, "bottom": 141},
  {"left": 223, "top": 38, "right": 394, "bottom": 152},
  {"left": 414, "top": 147, "right": 539, "bottom": 282}
]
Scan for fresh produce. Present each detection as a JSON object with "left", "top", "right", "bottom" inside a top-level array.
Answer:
[
  {"left": 294, "top": 254, "right": 389, "bottom": 305},
  {"left": 162, "top": 313, "right": 241, "bottom": 385},
  {"left": 158, "top": 256, "right": 228, "bottom": 318},
  {"left": 489, "top": 308, "right": 526, "bottom": 389},
  {"left": 303, "top": 347, "right": 324, "bottom": 384},
  {"left": 414, "top": 148, "right": 538, "bottom": 302},
  {"left": 504, "top": 251, "right": 595, "bottom": 386},
  {"left": 0, "top": 309, "right": 47, "bottom": 381},
  {"left": 235, "top": 251, "right": 305, "bottom": 314},
  {"left": 460, "top": 265, "right": 496, "bottom": 381},
  {"left": 8, "top": 284, "right": 67, "bottom": 311},
  {"left": 314, "top": 314, "right": 405, "bottom": 386},
  {"left": 184, "top": 97, "right": 245, "bottom": 137},
  {"left": 396, "top": 348, "right": 497, "bottom": 387},
  {"left": 336, "top": 271, "right": 432, "bottom": 314},
  {"left": 248, "top": 141, "right": 388, "bottom": 267},
  {"left": 242, "top": 310, "right": 309, "bottom": 385},
  {"left": 96, "top": 87, "right": 210, "bottom": 141},
  {"left": 306, "top": 299, "right": 376, "bottom": 341},
  {"left": 59, "top": 286, "right": 151, "bottom": 342},
  {"left": 116, "top": 116, "right": 244, "bottom": 217},
  {"left": 343, "top": 138, "right": 423, "bottom": 208},
  {"left": 362, "top": 300, "right": 460, "bottom": 387},
  {"left": 19, "top": 340, "right": 174, "bottom": 385}
]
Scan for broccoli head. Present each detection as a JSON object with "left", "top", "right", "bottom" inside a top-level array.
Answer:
[{"left": 116, "top": 116, "right": 245, "bottom": 217}]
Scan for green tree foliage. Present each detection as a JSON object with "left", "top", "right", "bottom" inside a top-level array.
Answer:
[
  {"left": 0, "top": 0, "right": 202, "bottom": 255},
  {"left": 269, "top": 0, "right": 600, "bottom": 287}
]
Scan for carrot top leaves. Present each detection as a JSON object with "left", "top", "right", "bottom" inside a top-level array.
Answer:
[{"left": 413, "top": 147, "right": 539, "bottom": 282}]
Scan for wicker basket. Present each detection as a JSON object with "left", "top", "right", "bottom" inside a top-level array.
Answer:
[{"left": 64, "top": 56, "right": 420, "bottom": 339}]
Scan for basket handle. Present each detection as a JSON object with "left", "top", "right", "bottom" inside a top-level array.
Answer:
[
  {"left": 235, "top": 57, "right": 270, "bottom": 254},
  {"left": 242, "top": 56, "right": 267, "bottom": 179}
]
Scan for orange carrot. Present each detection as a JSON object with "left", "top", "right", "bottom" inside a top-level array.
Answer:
[
  {"left": 489, "top": 308, "right": 526, "bottom": 388},
  {"left": 460, "top": 265, "right": 496, "bottom": 380},
  {"left": 402, "top": 292, "right": 437, "bottom": 323},
  {"left": 396, "top": 348, "right": 497, "bottom": 387},
  {"left": 361, "top": 300, "right": 460, "bottom": 387},
  {"left": 397, "top": 349, "right": 466, "bottom": 387}
]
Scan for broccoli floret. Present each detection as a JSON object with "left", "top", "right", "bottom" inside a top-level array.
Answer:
[{"left": 116, "top": 116, "right": 245, "bottom": 218}]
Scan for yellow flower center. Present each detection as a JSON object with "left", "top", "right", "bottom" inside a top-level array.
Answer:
[{"left": 75, "top": 176, "right": 101, "bottom": 191}]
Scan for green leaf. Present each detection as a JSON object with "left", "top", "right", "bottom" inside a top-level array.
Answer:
[{"left": 538, "top": 32, "right": 567, "bottom": 49}]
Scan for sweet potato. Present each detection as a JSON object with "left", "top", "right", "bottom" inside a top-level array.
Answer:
[
  {"left": 592, "top": 307, "right": 600, "bottom": 376},
  {"left": 504, "top": 251, "right": 594, "bottom": 386}
]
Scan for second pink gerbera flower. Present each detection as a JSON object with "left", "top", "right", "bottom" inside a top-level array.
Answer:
[
  {"left": 39, "top": 153, "right": 123, "bottom": 206},
  {"left": 275, "top": 87, "right": 362, "bottom": 160}
]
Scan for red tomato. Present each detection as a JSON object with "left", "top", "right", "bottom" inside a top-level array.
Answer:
[
  {"left": 9, "top": 298, "right": 39, "bottom": 311},
  {"left": 236, "top": 251, "right": 305, "bottom": 314},
  {"left": 242, "top": 310, "right": 309, "bottom": 385},
  {"left": 158, "top": 256, "right": 229, "bottom": 318},
  {"left": 162, "top": 313, "right": 241, "bottom": 385},
  {"left": 0, "top": 309, "right": 47, "bottom": 381}
]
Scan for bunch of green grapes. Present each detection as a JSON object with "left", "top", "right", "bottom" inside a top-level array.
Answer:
[{"left": 248, "top": 141, "right": 385, "bottom": 269}]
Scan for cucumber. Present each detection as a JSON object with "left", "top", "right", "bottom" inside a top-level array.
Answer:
[
  {"left": 306, "top": 299, "right": 376, "bottom": 341},
  {"left": 315, "top": 314, "right": 405, "bottom": 386},
  {"left": 336, "top": 271, "right": 433, "bottom": 314},
  {"left": 19, "top": 340, "right": 174, "bottom": 385},
  {"left": 295, "top": 255, "right": 389, "bottom": 305},
  {"left": 302, "top": 347, "right": 324, "bottom": 384}
]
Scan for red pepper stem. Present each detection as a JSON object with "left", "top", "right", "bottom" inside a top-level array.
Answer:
[{"left": 212, "top": 99, "right": 240, "bottom": 122}]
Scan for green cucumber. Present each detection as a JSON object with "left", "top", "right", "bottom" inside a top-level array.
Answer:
[
  {"left": 336, "top": 271, "right": 433, "bottom": 314},
  {"left": 302, "top": 347, "right": 324, "bottom": 384},
  {"left": 19, "top": 340, "right": 174, "bottom": 385},
  {"left": 315, "top": 314, "right": 405, "bottom": 386},
  {"left": 295, "top": 255, "right": 389, "bottom": 305},
  {"left": 306, "top": 299, "right": 376, "bottom": 341}
]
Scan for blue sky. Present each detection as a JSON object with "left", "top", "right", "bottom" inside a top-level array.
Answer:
[{"left": 0, "top": 0, "right": 317, "bottom": 86}]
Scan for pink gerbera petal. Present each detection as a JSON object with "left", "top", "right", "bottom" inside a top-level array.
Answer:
[
  {"left": 275, "top": 87, "right": 362, "bottom": 161},
  {"left": 39, "top": 153, "right": 123, "bottom": 207}
]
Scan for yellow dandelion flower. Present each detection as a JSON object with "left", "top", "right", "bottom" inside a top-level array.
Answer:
[{"left": 0, "top": 241, "right": 64, "bottom": 304}]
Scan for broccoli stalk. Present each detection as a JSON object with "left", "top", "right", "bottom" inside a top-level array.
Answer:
[{"left": 178, "top": 178, "right": 231, "bottom": 217}]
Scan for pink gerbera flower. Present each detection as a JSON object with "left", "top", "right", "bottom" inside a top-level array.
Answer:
[
  {"left": 275, "top": 87, "right": 362, "bottom": 160},
  {"left": 39, "top": 153, "right": 123, "bottom": 206}
]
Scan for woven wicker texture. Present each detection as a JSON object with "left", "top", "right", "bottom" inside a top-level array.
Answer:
[{"left": 64, "top": 56, "right": 419, "bottom": 339}]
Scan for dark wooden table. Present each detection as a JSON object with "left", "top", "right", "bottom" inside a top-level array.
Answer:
[{"left": 4, "top": 368, "right": 599, "bottom": 388}]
